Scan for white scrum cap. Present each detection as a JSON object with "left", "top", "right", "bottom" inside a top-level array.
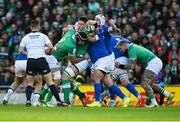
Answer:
[{"left": 95, "top": 14, "right": 105, "bottom": 26}]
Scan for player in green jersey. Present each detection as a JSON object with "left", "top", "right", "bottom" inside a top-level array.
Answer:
[
  {"left": 60, "top": 22, "right": 96, "bottom": 106},
  {"left": 61, "top": 31, "right": 91, "bottom": 106},
  {"left": 115, "top": 41, "right": 175, "bottom": 107},
  {"left": 39, "top": 17, "right": 89, "bottom": 106}
]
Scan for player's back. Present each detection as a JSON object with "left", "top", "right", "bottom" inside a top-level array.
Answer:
[
  {"left": 101, "top": 25, "right": 112, "bottom": 55},
  {"left": 21, "top": 32, "right": 50, "bottom": 58},
  {"left": 128, "top": 43, "right": 156, "bottom": 67},
  {"left": 110, "top": 34, "right": 131, "bottom": 59},
  {"left": 88, "top": 25, "right": 110, "bottom": 63}
]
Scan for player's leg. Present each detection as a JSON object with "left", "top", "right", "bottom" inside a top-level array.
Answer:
[
  {"left": 87, "top": 56, "right": 114, "bottom": 107},
  {"left": 32, "top": 75, "right": 42, "bottom": 106},
  {"left": 116, "top": 56, "right": 142, "bottom": 101},
  {"left": 151, "top": 84, "right": 174, "bottom": 105},
  {"left": 43, "top": 55, "right": 61, "bottom": 104},
  {"left": 144, "top": 57, "right": 173, "bottom": 107},
  {"left": 38, "top": 57, "right": 62, "bottom": 106},
  {"left": 103, "top": 75, "right": 131, "bottom": 107},
  {"left": 72, "top": 60, "right": 88, "bottom": 106},
  {"left": 39, "top": 84, "right": 49, "bottom": 102},
  {"left": 25, "top": 58, "right": 37, "bottom": 107},
  {"left": 62, "top": 60, "right": 88, "bottom": 104},
  {"left": 94, "top": 56, "right": 130, "bottom": 107},
  {"left": 121, "top": 78, "right": 145, "bottom": 107},
  {"left": 43, "top": 72, "right": 63, "bottom": 106},
  {"left": 87, "top": 69, "right": 104, "bottom": 107},
  {"left": 3, "top": 60, "right": 26, "bottom": 104},
  {"left": 71, "top": 76, "right": 86, "bottom": 106},
  {"left": 43, "top": 68, "right": 61, "bottom": 104},
  {"left": 26, "top": 74, "right": 35, "bottom": 107},
  {"left": 87, "top": 56, "right": 129, "bottom": 107},
  {"left": 141, "top": 69, "right": 158, "bottom": 107},
  {"left": 3, "top": 76, "right": 24, "bottom": 104}
]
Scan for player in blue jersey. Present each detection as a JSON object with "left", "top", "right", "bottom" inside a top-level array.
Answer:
[
  {"left": 2, "top": 50, "right": 27, "bottom": 105},
  {"left": 87, "top": 14, "right": 131, "bottom": 107},
  {"left": 107, "top": 30, "right": 144, "bottom": 107}
]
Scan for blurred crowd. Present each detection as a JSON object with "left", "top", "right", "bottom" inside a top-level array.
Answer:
[{"left": 0, "top": 0, "right": 179, "bottom": 87}]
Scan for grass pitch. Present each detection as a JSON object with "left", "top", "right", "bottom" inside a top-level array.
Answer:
[{"left": 0, "top": 105, "right": 180, "bottom": 121}]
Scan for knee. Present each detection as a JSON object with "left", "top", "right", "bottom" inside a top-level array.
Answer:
[
  {"left": 141, "top": 82, "right": 150, "bottom": 88},
  {"left": 121, "top": 80, "right": 129, "bottom": 86},
  {"left": 64, "top": 67, "right": 75, "bottom": 78}
]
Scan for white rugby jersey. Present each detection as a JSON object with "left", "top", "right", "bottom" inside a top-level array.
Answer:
[{"left": 20, "top": 32, "right": 51, "bottom": 59}]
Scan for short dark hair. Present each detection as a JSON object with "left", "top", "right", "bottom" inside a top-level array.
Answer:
[
  {"left": 79, "top": 16, "right": 88, "bottom": 23},
  {"left": 30, "top": 20, "right": 40, "bottom": 28}
]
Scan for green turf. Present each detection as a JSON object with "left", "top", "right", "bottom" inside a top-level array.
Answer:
[{"left": 0, "top": 105, "right": 180, "bottom": 121}]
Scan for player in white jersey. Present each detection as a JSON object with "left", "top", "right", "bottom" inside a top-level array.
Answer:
[
  {"left": 2, "top": 28, "right": 42, "bottom": 106},
  {"left": 19, "top": 20, "right": 63, "bottom": 107}
]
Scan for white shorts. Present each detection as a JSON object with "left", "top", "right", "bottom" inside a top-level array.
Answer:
[
  {"left": 45, "top": 55, "right": 60, "bottom": 69},
  {"left": 52, "top": 70, "right": 61, "bottom": 80},
  {"left": 15, "top": 60, "right": 27, "bottom": 77},
  {"left": 113, "top": 56, "right": 129, "bottom": 81},
  {"left": 146, "top": 57, "right": 163, "bottom": 75},
  {"left": 74, "top": 59, "right": 88, "bottom": 74},
  {"left": 91, "top": 55, "right": 111, "bottom": 73},
  {"left": 46, "top": 55, "right": 61, "bottom": 80},
  {"left": 109, "top": 52, "right": 115, "bottom": 71}
]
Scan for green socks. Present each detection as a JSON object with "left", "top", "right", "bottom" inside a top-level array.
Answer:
[{"left": 62, "top": 80, "right": 71, "bottom": 103}]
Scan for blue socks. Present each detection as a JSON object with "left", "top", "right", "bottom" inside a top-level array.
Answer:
[
  {"left": 109, "top": 88, "right": 115, "bottom": 100},
  {"left": 100, "top": 82, "right": 104, "bottom": 93},
  {"left": 109, "top": 84, "right": 126, "bottom": 100},
  {"left": 94, "top": 82, "right": 101, "bottom": 102},
  {"left": 126, "top": 83, "right": 140, "bottom": 98}
]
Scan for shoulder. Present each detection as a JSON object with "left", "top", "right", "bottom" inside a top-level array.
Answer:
[
  {"left": 128, "top": 44, "right": 137, "bottom": 52},
  {"left": 22, "top": 34, "right": 30, "bottom": 41}
]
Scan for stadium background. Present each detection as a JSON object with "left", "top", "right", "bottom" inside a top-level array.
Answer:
[{"left": 0, "top": 0, "right": 179, "bottom": 105}]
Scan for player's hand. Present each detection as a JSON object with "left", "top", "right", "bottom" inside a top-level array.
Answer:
[
  {"left": 115, "top": 62, "right": 120, "bottom": 68},
  {"left": 84, "top": 54, "right": 89, "bottom": 60},
  {"left": 108, "top": 19, "right": 115, "bottom": 25},
  {"left": 45, "top": 47, "right": 51, "bottom": 55},
  {"left": 55, "top": 45, "right": 60, "bottom": 50}
]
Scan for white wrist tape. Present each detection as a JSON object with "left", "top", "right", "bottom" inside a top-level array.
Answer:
[
  {"left": 95, "top": 35, "right": 99, "bottom": 41},
  {"left": 53, "top": 47, "right": 57, "bottom": 51}
]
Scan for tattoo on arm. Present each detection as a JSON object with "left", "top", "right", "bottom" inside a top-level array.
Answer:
[{"left": 122, "top": 58, "right": 136, "bottom": 69}]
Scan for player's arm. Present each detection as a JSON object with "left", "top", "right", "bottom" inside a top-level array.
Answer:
[
  {"left": 87, "top": 33, "right": 99, "bottom": 42},
  {"left": 19, "top": 38, "right": 27, "bottom": 56},
  {"left": 69, "top": 54, "right": 89, "bottom": 64},
  {"left": 115, "top": 58, "right": 136, "bottom": 70},
  {"left": 44, "top": 35, "right": 59, "bottom": 54},
  {"left": 19, "top": 46, "right": 27, "bottom": 56},
  {"left": 108, "top": 19, "right": 117, "bottom": 33},
  {"left": 86, "top": 20, "right": 98, "bottom": 26},
  {"left": 85, "top": 20, "right": 100, "bottom": 42}
]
